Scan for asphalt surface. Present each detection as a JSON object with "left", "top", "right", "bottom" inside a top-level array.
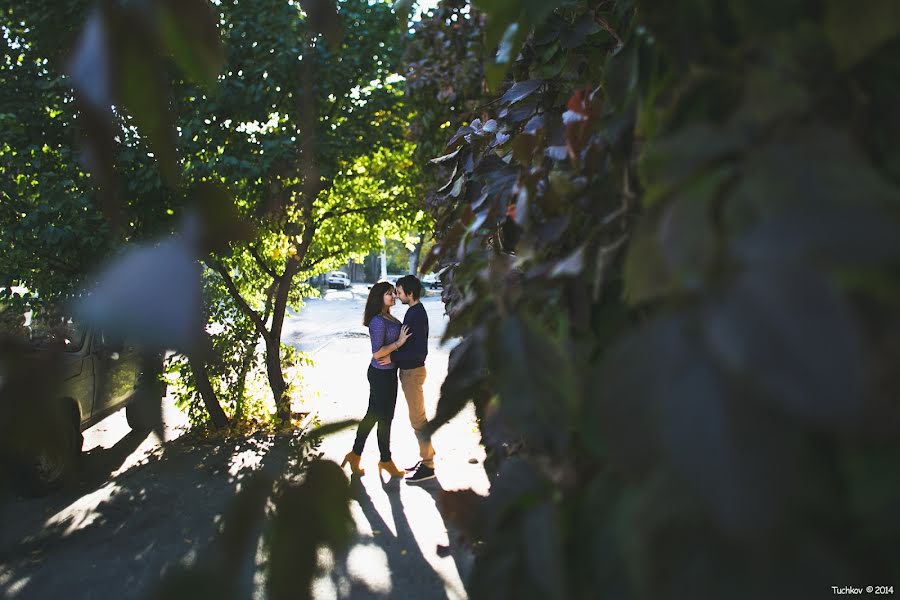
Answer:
[{"left": 0, "top": 284, "right": 487, "bottom": 599}]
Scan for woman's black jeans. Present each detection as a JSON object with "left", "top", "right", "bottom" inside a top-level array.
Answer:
[{"left": 352, "top": 365, "right": 399, "bottom": 462}]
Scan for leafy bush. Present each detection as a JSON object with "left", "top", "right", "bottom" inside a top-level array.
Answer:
[
  {"left": 413, "top": 0, "right": 900, "bottom": 596},
  {"left": 166, "top": 271, "right": 317, "bottom": 431}
]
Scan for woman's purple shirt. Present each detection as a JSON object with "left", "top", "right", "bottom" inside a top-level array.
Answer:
[{"left": 368, "top": 314, "right": 400, "bottom": 369}]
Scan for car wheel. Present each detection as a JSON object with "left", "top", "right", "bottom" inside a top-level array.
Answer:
[
  {"left": 21, "top": 409, "right": 82, "bottom": 496},
  {"left": 125, "top": 388, "right": 164, "bottom": 432},
  {"left": 125, "top": 401, "right": 150, "bottom": 432}
]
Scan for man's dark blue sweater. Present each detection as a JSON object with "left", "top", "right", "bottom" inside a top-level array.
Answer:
[{"left": 391, "top": 302, "right": 428, "bottom": 369}]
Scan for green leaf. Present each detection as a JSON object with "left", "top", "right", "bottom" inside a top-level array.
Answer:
[
  {"left": 117, "top": 28, "right": 179, "bottom": 184},
  {"left": 428, "top": 335, "right": 487, "bottom": 434},
  {"left": 474, "top": 0, "right": 522, "bottom": 48},
  {"left": 595, "top": 313, "right": 830, "bottom": 542},
  {"left": 825, "top": 0, "right": 900, "bottom": 69},
  {"left": 158, "top": 0, "right": 225, "bottom": 89},
  {"left": 638, "top": 123, "right": 743, "bottom": 208},
  {"left": 656, "top": 166, "right": 732, "bottom": 290},
  {"left": 307, "top": 418, "right": 359, "bottom": 439},
  {"left": 704, "top": 266, "right": 866, "bottom": 431},
  {"left": 485, "top": 62, "right": 512, "bottom": 93},
  {"left": 522, "top": 502, "right": 567, "bottom": 600},
  {"left": 622, "top": 213, "right": 676, "bottom": 305},
  {"left": 840, "top": 445, "right": 900, "bottom": 542},
  {"left": 724, "top": 127, "right": 898, "bottom": 230},
  {"left": 491, "top": 315, "right": 578, "bottom": 447}
]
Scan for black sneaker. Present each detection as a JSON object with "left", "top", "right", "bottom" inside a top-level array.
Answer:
[{"left": 405, "top": 463, "right": 436, "bottom": 483}]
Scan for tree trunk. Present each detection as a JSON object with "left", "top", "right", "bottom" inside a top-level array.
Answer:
[
  {"left": 263, "top": 332, "right": 287, "bottom": 420},
  {"left": 409, "top": 237, "right": 423, "bottom": 276},
  {"left": 189, "top": 353, "right": 229, "bottom": 429},
  {"left": 260, "top": 35, "right": 321, "bottom": 423},
  {"left": 265, "top": 260, "right": 300, "bottom": 420},
  {"left": 233, "top": 336, "right": 257, "bottom": 422}
]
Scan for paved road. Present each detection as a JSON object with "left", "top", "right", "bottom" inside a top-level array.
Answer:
[{"left": 0, "top": 284, "right": 487, "bottom": 599}]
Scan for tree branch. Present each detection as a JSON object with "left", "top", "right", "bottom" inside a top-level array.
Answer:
[
  {"left": 262, "top": 281, "right": 277, "bottom": 323},
  {"left": 314, "top": 203, "right": 388, "bottom": 226},
  {"left": 593, "top": 11, "right": 623, "bottom": 47},
  {"left": 249, "top": 245, "right": 280, "bottom": 280},
  {"left": 208, "top": 260, "right": 270, "bottom": 340},
  {"left": 325, "top": 67, "right": 372, "bottom": 124},
  {"left": 300, "top": 250, "right": 347, "bottom": 272}
]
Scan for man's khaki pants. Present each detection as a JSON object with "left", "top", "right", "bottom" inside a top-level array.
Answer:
[{"left": 399, "top": 366, "right": 434, "bottom": 468}]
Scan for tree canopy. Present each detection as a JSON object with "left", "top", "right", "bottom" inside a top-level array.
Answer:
[{"left": 1, "top": 0, "right": 429, "bottom": 426}]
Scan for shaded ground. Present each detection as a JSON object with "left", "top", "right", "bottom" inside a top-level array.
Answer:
[
  {"left": 0, "top": 427, "right": 304, "bottom": 599},
  {"left": 0, "top": 284, "right": 486, "bottom": 599}
]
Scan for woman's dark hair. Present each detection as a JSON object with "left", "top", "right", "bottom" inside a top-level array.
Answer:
[{"left": 364, "top": 282, "right": 394, "bottom": 326}]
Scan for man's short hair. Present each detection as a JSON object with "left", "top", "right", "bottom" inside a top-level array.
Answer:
[{"left": 396, "top": 275, "right": 423, "bottom": 300}]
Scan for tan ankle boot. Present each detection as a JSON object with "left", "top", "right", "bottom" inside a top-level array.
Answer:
[
  {"left": 377, "top": 460, "right": 406, "bottom": 478},
  {"left": 341, "top": 451, "right": 365, "bottom": 475}
]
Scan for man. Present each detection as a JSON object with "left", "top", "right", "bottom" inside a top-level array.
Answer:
[{"left": 378, "top": 274, "right": 435, "bottom": 483}]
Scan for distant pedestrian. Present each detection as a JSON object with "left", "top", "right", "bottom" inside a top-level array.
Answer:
[{"left": 342, "top": 282, "right": 410, "bottom": 479}]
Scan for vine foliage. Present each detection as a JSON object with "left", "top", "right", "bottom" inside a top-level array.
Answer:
[{"left": 414, "top": 0, "right": 900, "bottom": 596}]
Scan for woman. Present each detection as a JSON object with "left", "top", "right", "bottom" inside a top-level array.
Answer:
[{"left": 342, "top": 281, "right": 411, "bottom": 478}]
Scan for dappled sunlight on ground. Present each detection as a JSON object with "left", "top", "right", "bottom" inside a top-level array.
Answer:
[
  {"left": 311, "top": 473, "right": 470, "bottom": 600},
  {"left": 228, "top": 443, "right": 273, "bottom": 477},
  {"left": 0, "top": 419, "right": 302, "bottom": 598},
  {"left": 41, "top": 480, "right": 121, "bottom": 537},
  {"left": 346, "top": 544, "right": 393, "bottom": 595},
  {"left": 0, "top": 573, "right": 30, "bottom": 598},
  {"left": 350, "top": 484, "right": 398, "bottom": 538}
]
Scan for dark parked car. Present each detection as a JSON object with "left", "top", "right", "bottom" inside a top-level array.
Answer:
[{"left": 1, "top": 322, "right": 165, "bottom": 494}]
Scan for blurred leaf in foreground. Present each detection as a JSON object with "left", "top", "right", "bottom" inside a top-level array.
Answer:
[
  {"left": 266, "top": 459, "right": 354, "bottom": 600},
  {"left": 75, "top": 217, "right": 203, "bottom": 353}
]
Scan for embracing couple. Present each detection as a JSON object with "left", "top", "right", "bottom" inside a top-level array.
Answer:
[{"left": 341, "top": 275, "right": 436, "bottom": 483}]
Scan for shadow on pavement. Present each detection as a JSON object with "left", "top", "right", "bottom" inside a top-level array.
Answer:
[
  {"left": 0, "top": 428, "right": 302, "bottom": 599},
  {"left": 314, "top": 473, "right": 474, "bottom": 599},
  {"left": 0, "top": 428, "right": 152, "bottom": 542},
  {"left": 409, "top": 478, "right": 476, "bottom": 592}
]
